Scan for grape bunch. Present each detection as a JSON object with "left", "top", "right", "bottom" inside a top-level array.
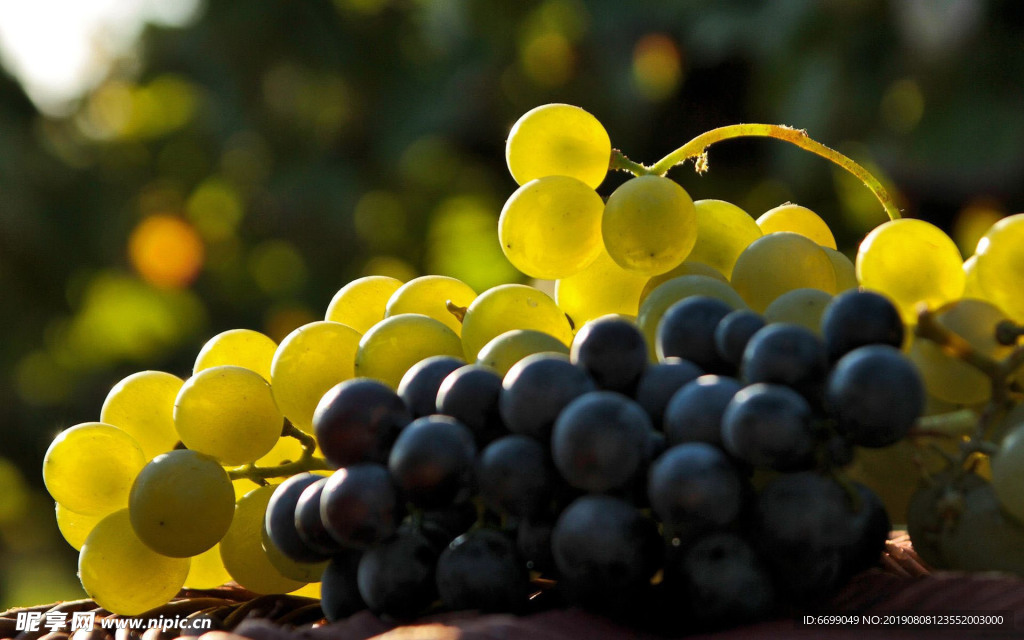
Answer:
[{"left": 40, "top": 103, "right": 1024, "bottom": 631}]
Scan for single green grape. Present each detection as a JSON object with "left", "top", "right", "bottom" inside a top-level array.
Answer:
[
  {"left": 194, "top": 329, "right": 278, "bottom": 382},
  {"left": 129, "top": 449, "right": 235, "bottom": 558},
  {"left": 856, "top": 218, "right": 964, "bottom": 324},
  {"left": 555, "top": 247, "right": 649, "bottom": 326},
  {"left": 384, "top": 275, "right": 477, "bottom": 336},
  {"left": 475, "top": 329, "right": 570, "bottom": 376},
  {"left": 499, "top": 176, "right": 604, "bottom": 279},
  {"left": 78, "top": 509, "right": 190, "bottom": 615},
  {"left": 43, "top": 422, "right": 147, "bottom": 517},
  {"left": 355, "top": 313, "right": 464, "bottom": 389},
  {"left": 175, "top": 365, "right": 282, "bottom": 465},
  {"left": 974, "top": 213, "right": 1024, "bottom": 322},
  {"left": 505, "top": 103, "right": 611, "bottom": 189},
  {"left": 763, "top": 288, "right": 833, "bottom": 334},
  {"left": 185, "top": 543, "right": 232, "bottom": 589},
  {"left": 220, "top": 485, "right": 306, "bottom": 594},
  {"left": 688, "top": 199, "right": 762, "bottom": 278},
  {"left": 731, "top": 232, "right": 837, "bottom": 312},
  {"left": 460, "top": 284, "right": 575, "bottom": 362},
  {"left": 100, "top": 371, "right": 183, "bottom": 460},
  {"left": 756, "top": 203, "right": 837, "bottom": 249},
  {"left": 602, "top": 175, "right": 698, "bottom": 275},
  {"left": 637, "top": 275, "right": 747, "bottom": 360},
  {"left": 822, "top": 247, "right": 858, "bottom": 292},
  {"left": 55, "top": 503, "right": 103, "bottom": 551},
  {"left": 940, "top": 483, "right": 1024, "bottom": 576},
  {"left": 325, "top": 275, "right": 404, "bottom": 334},
  {"left": 639, "top": 260, "right": 728, "bottom": 304},
  {"left": 271, "top": 321, "right": 361, "bottom": 433}
]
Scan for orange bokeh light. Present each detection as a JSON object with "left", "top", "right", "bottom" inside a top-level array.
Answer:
[{"left": 128, "top": 214, "right": 205, "bottom": 289}]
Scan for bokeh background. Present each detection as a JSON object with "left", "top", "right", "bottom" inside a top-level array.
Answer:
[{"left": 1, "top": 0, "right": 1023, "bottom": 607}]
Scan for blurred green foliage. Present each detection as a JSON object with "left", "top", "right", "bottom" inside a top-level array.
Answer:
[{"left": 1, "top": 0, "right": 1023, "bottom": 607}]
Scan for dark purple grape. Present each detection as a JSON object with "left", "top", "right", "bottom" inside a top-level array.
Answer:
[
  {"left": 714, "top": 310, "right": 765, "bottom": 368},
  {"left": 264, "top": 473, "right": 330, "bottom": 563},
  {"left": 648, "top": 443, "right": 745, "bottom": 541},
  {"left": 397, "top": 355, "right": 465, "bottom": 418},
  {"left": 570, "top": 315, "right": 648, "bottom": 394},
  {"left": 321, "top": 463, "right": 400, "bottom": 547},
  {"left": 656, "top": 296, "right": 734, "bottom": 372},
  {"left": 435, "top": 364, "right": 506, "bottom": 445},
  {"left": 388, "top": 415, "right": 476, "bottom": 509},
  {"left": 551, "top": 391, "right": 652, "bottom": 493},
  {"left": 436, "top": 529, "right": 530, "bottom": 613},
  {"left": 633, "top": 358, "right": 703, "bottom": 430},
  {"left": 740, "top": 323, "right": 827, "bottom": 398},
  {"left": 320, "top": 550, "right": 365, "bottom": 622},
  {"left": 825, "top": 345, "right": 924, "bottom": 447},
  {"left": 357, "top": 528, "right": 439, "bottom": 620},
  {"left": 294, "top": 477, "right": 346, "bottom": 556},
  {"left": 499, "top": 353, "right": 595, "bottom": 441},
  {"left": 663, "top": 375, "right": 743, "bottom": 447},
  {"left": 313, "top": 378, "right": 411, "bottom": 468},
  {"left": 721, "top": 383, "right": 815, "bottom": 472},
  {"left": 820, "top": 290, "right": 904, "bottom": 362},
  {"left": 478, "top": 435, "right": 552, "bottom": 519}
]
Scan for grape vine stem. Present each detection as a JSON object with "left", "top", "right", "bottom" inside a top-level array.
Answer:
[{"left": 227, "top": 420, "right": 332, "bottom": 482}]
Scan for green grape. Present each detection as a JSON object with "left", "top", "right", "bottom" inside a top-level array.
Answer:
[
  {"left": 194, "top": 329, "right": 278, "bottom": 381},
  {"left": 185, "top": 543, "right": 232, "bottom": 589},
  {"left": 100, "top": 371, "right": 183, "bottom": 460},
  {"left": 505, "top": 103, "right": 611, "bottom": 189},
  {"left": 555, "top": 247, "right": 649, "bottom": 325},
  {"left": 822, "top": 247, "right": 858, "bottom": 292},
  {"left": 639, "top": 260, "right": 728, "bottom": 304},
  {"left": 175, "top": 365, "right": 282, "bottom": 465},
  {"left": 908, "top": 299, "right": 1012, "bottom": 405},
  {"left": 271, "top": 321, "right": 361, "bottom": 433},
  {"left": 79, "top": 509, "right": 190, "bottom": 615},
  {"left": 941, "top": 482, "right": 1024, "bottom": 575},
  {"left": 731, "top": 232, "right": 837, "bottom": 312},
  {"left": 856, "top": 218, "right": 965, "bottom": 325},
  {"left": 637, "top": 275, "right": 747, "bottom": 360},
  {"left": 262, "top": 519, "right": 328, "bottom": 582},
  {"left": 129, "top": 450, "right": 235, "bottom": 558},
  {"left": 602, "top": 175, "right": 698, "bottom": 275},
  {"left": 756, "top": 203, "right": 837, "bottom": 249},
  {"left": 43, "top": 423, "right": 147, "bottom": 516},
  {"left": 384, "top": 274, "right": 477, "bottom": 336},
  {"left": 688, "top": 199, "right": 762, "bottom": 278},
  {"left": 763, "top": 288, "right": 833, "bottom": 334},
  {"left": 476, "top": 329, "right": 570, "bottom": 376},
  {"left": 993, "top": 422, "right": 1024, "bottom": 523},
  {"left": 974, "top": 213, "right": 1024, "bottom": 322},
  {"left": 55, "top": 503, "right": 102, "bottom": 551},
  {"left": 325, "top": 275, "right": 404, "bottom": 334},
  {"left": 905, "top": 471, "right": 987, "bottom": 570},
  {"left": 220, "top": 485, "right": 306, "bottom": 594},
  {"left": 355, "top": 313, "right": 464, "bottom": 389},
  {"left": 499, "top": 176, "right": 604, "bottom": 279},
  {"left": 460, "top": 284, "right": 575, "bottom": 362}
]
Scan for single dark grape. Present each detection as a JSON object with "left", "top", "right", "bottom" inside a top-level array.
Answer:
[
  {"left": 633, "top": 358, "right": 703, "bottom": 430},
  {"left": 436, "top": 529, "right": 530, "bottom": 613},
  {"left": 436, "top": 364, "right": 506, "bottom": 445},
  {"left": 825, "top": 345, "right": 924, "bottom": 447},
  {"left": 397, "top": 355, "right": 466, "bottom": 418},
  {"left": 714, "top": 310, "right": 766, "bottom": 368},
  {"left": 721, "top": 383, "right": 815, "bottom": 472},
  {"left": 740, "top": 323, "right": 827, "bottom": 398},
  {"left": 820, "top": 289, "right": 904, "bottom": 362},
  {"left": 648, "top": 443, "right": 745, "bottom": 541},
  {"left": 357, "top": 528, "right": 439, "bottom": 620},
  {"left": 294, "top": 477, "right": 346, "bottom": 556},
  {"left": 388, "top": 415, "right": 476, "bottom": 509},
  {"left": 313, "top": 378, "right": 412, "bottom": 468},
  {"left": 570, "top": 315, "right": 648, "bottom": 394},
  {"left": 478, "top": 434, "right": 553, "bottom": 519},
  {"left": 663, "top": 375, "right": 743, "bottom": 447},
  {"left": 551, "top": 391, "right": 652, "bottom": 493},
  {"left": 656, "top": 296, "right": 734, "bottom": 372},
  {"left": 320, "top": 550, "right": 365, "bottom": 622},
  {"left": 499, "top": 353, "right": 595, "bottom": 441},
  {"left": 321, "top": 463, "right": 400, "bottom": 547},
  {"left": 264, "top": 473, "right": 330, "bottom": 564}
]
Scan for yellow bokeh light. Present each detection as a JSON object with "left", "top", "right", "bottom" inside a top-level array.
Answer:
[
  {"left": 264, "top": 306, "right": 318, "bottom": 344},
  {"left": 633, "top": 34, "right": 684, "bottom": 102},
  {"left": 521, "top": 32, "right": 575, "bottom": 87},
  {"left": 186, "top": 178, "right": 244, "bottom": 242},
  {"left": 953, "top": 198, "right": 1004, "bottom": 257},
  {"left": 361, "top": 256, "right": 419, "bottom": 283},
  {"left": 880, "top": 78, "right": 924, "bottom": 134},
  {"left": 128, "top": 214, "right": 205, "bottom": 289},
  {"left": 426, "top": 195, "right": 520, "bottom": 291},
  {"left": 248, "top": 240, "right": 307, "bottom": 295},
  {"left": 353, "top": 190, "right": 408, "bottom": 249}
]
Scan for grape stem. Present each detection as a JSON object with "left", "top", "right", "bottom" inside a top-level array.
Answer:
[
  {"left": 227, "top": 420, "right": 332, "bottom": 482},
  {"left": 611, "top": 124, "right": 901, "bottom": 222}
]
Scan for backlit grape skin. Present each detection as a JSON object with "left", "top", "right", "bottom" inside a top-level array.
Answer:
[{"left": 505, "top": 103, "right": 611, "bottom": 189}]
